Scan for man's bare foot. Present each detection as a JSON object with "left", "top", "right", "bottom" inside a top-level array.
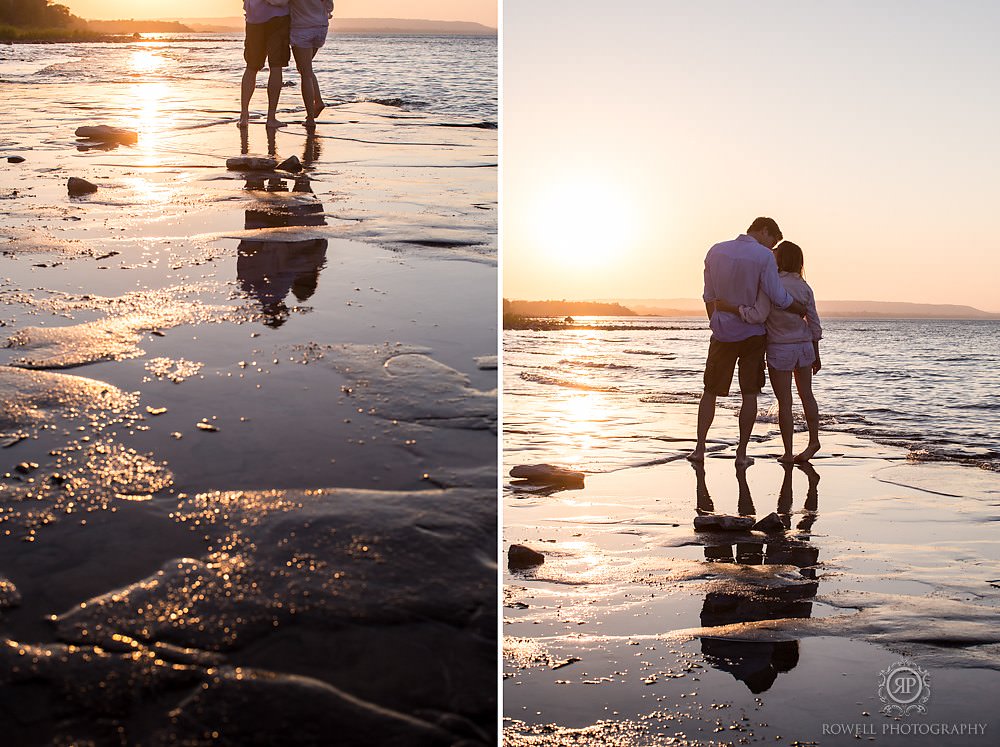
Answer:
[
  {"left": 735, "top": 452, "right": 754, "bottom": 467},
  {"left": 778, "top": 452, "right": 795, "bottom": 464},
  {"left": 794, "top": 441, "right": 821, "bottom": 462},
  {"left": 686, "top": 449, "right": 705, "bottom": 463},
  {"left": 265, "top": 118, "right": 287, "bottom": 129},
  {"left": 237, "top": 114, "right": 250, "bottom": 128}
]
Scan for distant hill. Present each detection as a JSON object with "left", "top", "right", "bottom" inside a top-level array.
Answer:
[
  {"left": 621, "top": 298, "right": 1000, "bottom": 319},
  {"left": 504, "top": 300, "right": 637, "bottom": 318},
  {"left": 173, "top": 17, "right": 496, "bottom": 35},
  {"left": 86, "top": 20, "right": 193, "bottom": 34}
]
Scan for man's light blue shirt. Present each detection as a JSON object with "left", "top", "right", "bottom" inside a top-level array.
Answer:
[
  {"left": 702, "top": 234, "right": 794, "bottom": 342},
  {"left": 245, "top": 0, "right": 289, "bottom": 25}
]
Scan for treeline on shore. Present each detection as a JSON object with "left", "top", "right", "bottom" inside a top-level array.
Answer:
[
  {"left": 503, "top": 299, "right": 638, "bottom": 330},
  {"left": 0, "top": 0, "right": 188, "bottom": 41}
]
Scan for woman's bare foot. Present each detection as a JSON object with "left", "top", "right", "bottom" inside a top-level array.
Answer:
[
  {"left": 777, "top": 452, "right": 795, "bottom": 464},
  {"left": 265, "top": 118, "right": 287, "bottom": 129},
  {"left": 314, "top": 100, "right": 326, "bottom": 119},
  {"left": 686, "top": 449, "right": 705, "bottom": 463},
  {"left": 237, "top": 114, "right": 250, "bottom": 128},
  {"left": 735, "top": 451, "right": 754, "bottom": 467},
  {"left": 794, "top": 441, "right": 821, "bottom": 462}
]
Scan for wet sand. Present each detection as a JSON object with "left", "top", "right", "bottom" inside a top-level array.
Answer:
[
  {"left": 1, "top": 74, "right": 496, "bottom": 744},
  {"left": 504, "top": 432, "right": 1000, "bottom": 745}
]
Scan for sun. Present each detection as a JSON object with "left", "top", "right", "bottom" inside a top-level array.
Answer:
[{"left": 529, "top": 179, "right": 638, "bottom": 265}]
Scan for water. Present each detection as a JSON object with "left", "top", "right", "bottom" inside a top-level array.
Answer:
[
  {"left": 0, "top": 33, "right": 497, "bottom": 121},
  {"left": 504, "top": 317, "right": 1000, "bottom": 471}
]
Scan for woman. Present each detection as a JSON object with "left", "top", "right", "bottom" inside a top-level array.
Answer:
[
  {"left": 289, "top": 0, "right": 334, "bottom": 124},
  {"left": 717, "top": 241, "right": 823, "bottom": 462}
]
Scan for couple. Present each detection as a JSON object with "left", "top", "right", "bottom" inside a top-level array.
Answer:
[
  {"left": 688, "top": 217, "right": 823, "bottom": 466},
  {"left": 239, "top": 0, "right": 335, "bottom": 128}
]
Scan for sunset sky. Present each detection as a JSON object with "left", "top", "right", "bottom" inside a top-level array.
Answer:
[
  {"left": 63, "top": 0, "right": 497, "bottom": 26},
  {"left": 504, "top": 1, "right": 1000, "bottom": 312}
]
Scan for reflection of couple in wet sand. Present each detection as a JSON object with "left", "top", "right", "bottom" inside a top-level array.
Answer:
[
  {"left": 688, "top": 217, "right": 823, "bottom": 466},
  {"left": 239, "top": 0, "right": 335, "bottom": 128},
  {"left": 694, "top": 461, "right": 821, "bottom": 692}
]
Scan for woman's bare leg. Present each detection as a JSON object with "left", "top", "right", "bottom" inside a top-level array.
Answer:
[
  {"left": 769, "top": 366, "right": 795, "bottom": 462},
  {"left": 293, "top": 45, "right": 318, "bottom": 121},
  {"left": 310, "top": 48, "right": 325, "bottom": 119},
  {"left": 793, "top": 365, "right": 821, "bottom": 461}
]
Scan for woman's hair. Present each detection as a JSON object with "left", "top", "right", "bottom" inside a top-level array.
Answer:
[{"left": 773, "top": 241, "right": 804, "bottom": 276}]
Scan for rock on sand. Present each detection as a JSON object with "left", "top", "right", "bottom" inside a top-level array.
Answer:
[
  {"left": 74, "top": 125, "right": 138, "bottom": 144},
  {"left": 226, "top": 156, "right": 279, "bottom": 172},
  {"left": 508, "top": 544, "right": 545, "bottom": 569},
  {"left": 67, "top": 177, "right": 98, "bottom": 196},
  {"left": 693, "top": 514, "right": 754, "bottom": 531},
  {"left": 509, "top": 464, "right": 585, "bottom": 487}
]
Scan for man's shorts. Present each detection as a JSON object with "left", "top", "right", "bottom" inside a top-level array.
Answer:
[
  {"left": 291, "top": 25, "right": 329, "bottom": 50},
  {"left": 702, "top": 334, "right": 767, "bottom": 397},
  {"left": 766, "top": 341, "right": 816, "bottom": 372},
  {"left": 245, "top": 16, "right": 291, "bottom": 72}
]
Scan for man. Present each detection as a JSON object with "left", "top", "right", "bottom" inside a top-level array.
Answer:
[
  {"left": 687, "top": 217, "right": 806, "bottom": 466},
  {"left": 240, "top": 0, "right": 292, "bottom": 129}
]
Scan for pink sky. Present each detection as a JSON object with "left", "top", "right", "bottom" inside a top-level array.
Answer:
[{"left": 63, "top": 0, "right": 497, "bottom": 26}]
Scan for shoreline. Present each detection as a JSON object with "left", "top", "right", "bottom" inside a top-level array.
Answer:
[
  {"left": 503, "top": 427, "right": 1000, "bottom": 745},
  {"left": 0, "top": 63, "right": 497, "bottom": 742}
]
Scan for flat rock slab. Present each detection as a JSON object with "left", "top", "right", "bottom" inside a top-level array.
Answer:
[
  {"left": 226, "top": 156, "right": 279, "bottom": 171},
  {"left": 74, "top": 125, "right": 138, "bottom": 144},
  {"left": 509, "top": 464, "right": 585, "bottom": 487},
  {"left": 694, "top": 514, "right": 755, "bottom": 531}
]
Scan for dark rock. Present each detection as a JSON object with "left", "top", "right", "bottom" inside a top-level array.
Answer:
[
  {"left": 74, "top": 125, "right": 138, "bottom": 144},
  {"left": 7, "top": 156, "right": 25, "bottom": 164},
  {"left": 693, "top": 514, "right": 754, "bottom": 531},
  {"left": 14, "top": 462, "right": 39, "bottom": 474},
  {"left": 752, "top": 512, "right": 787, "bottom": 533},
  {"left": 226, "top": 156, "right": 278, "bottom": 171},
  {"left": 67, "top": 177, "right": 98, "bottom": 196},
  {"left": 507, "top": 544, "right": 545, "bottom": 569},
  {"left": 276, "top": 155, "right": 303, "bottom": 173},
  {"left": 509, "top": 464, "right": 585, "bottom": 487}
]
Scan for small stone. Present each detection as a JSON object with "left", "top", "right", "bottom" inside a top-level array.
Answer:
[
  {"left": 508, "top": 543, "right": 545, "bottom": 569},
  {"left": 196, "top": 421, "right": 219, "bottom": 432},
  {"left": 693, "top": 514, "right": 754, "bottom": 531},
  {"left": 67, "top": 177, "right": 99, "bottom": 196},
  {"left": 7, "top": 156, "right": 26, "bottom": 164},
  {"left": 226, "top": 156, "right": 278, "bottom": 171},
  {"left": 146, "top": 406, "right": 168, "bottom": 416},
  {"left": 752, "top": 512, "right": 787, "bottom": 533},
  {"left": 276, "top": 155, "right": 302, "bottom": 173},
  {"left": 509, "top": 464, "right": 585, "bottom": 487},
  {"left": 75, "top": 125, "right": 138, "bottom": 144}
]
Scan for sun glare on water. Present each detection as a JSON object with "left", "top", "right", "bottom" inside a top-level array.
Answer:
[{"left": 530, "top": 180, "right": 638, "bottom": 265}]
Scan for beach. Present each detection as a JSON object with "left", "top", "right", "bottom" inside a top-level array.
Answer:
[
  {"left": 503, "top": 322, "right": 1000, "bottom": 745},
  {"left": 0, "top": 37, "right": 496, "bottom": 744}
]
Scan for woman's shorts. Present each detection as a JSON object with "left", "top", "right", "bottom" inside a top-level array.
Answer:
[
  {"left": 766, "top": 341, "right": 816, "bottom": 372},
  {"left": 291, "top": 25, "right": 329, "bottom": 49}
]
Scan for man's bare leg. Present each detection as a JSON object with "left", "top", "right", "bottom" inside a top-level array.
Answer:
[
  {"left": 769, "top": 368, "right": 795, "bottom": 462},
  {"left": 735, "top": 392, "right": 757, "bottom": 466},
  {"left": 793, "top": 366, "right": 821, "bottom": 461},
  {"left": 687, "top": 391, "right": 717, "bottom": 462},
  {"left": 265, "top": 65, "right": 286, "bottom": 128},
  {"left": 239, "top": 66, "right": 257, "bottom": 127}
]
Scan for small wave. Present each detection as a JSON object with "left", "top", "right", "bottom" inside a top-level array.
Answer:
[
  {"left": 556, "top": 359, "right": 634, "bottom": 370},
  {"left": 519, "top": 372, "right": 620, "bottom": 392},
  {"left": 639, "top": 393, "right": 700, "bottom": 404},
  {"left": 623, "top": 349, "right": 677, "bottom": 358}
]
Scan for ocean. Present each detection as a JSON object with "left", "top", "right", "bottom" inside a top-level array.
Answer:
[
  {"left": 504, "top": 317, "right": 1000, "bottom": 473},
  {"left": 0, "top": 32, "right": 497, "bottom": 121}
]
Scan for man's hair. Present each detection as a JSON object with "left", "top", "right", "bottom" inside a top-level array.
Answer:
[
  {"left": 774, "top": 241, "right": 804, "bottom": 275},
  {"left": 747, "top": 217, "right": 782, "bottom": 241}
]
